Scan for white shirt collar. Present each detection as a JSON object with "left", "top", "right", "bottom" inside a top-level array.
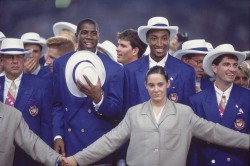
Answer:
[
  {"left": 149, "top": 53, "right": 168, "bottom": 68},
  {"left": 214, "top": 82, "right": 233, "bottom": 105}
]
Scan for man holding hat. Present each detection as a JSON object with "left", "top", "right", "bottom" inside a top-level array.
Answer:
[
  {"left": 52, "top": 18, "right": 124, "bottom": 165},
  {"left": 174, "top": 39, "right": 213, "bottom": 93},
  {"left": 188, "top": 44, "right": 249, "bottom": 166},
  {"left": 123, "top": 16, "right": 196, "bottom": 113},
  {"left": 0, "top": 38, "right": 53, "bottom": 166}
]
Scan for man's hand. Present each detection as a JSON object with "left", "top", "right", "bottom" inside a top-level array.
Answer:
[
  {"left": 54, "top": 138, "right": 66, "bottom": 157},
  {"left": 60, "top": 156, "right": 78, "bottom": 166},
  {"left": 76, "top": 75, "right": 102, "bottom": 104},
  {"left": 24, "top": 57, "right": 38, "bottom": 73}
]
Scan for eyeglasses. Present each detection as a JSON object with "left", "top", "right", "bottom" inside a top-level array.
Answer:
[
  {"left": 3, "top": 54, "right": 24, "bottom": 61},
  {"left": 190, "top": 58, "right": 203, "bottom": 65}
]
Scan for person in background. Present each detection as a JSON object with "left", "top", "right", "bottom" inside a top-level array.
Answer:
[
  {"left": 60, "top": 66, "right": 250, "bottom": 166},
  {"left": 169, "top": 32, "right": 188, "bottom": 55},
  {"left": 116, "top": 29, "right": 147, "bottom": 65},
  {"left": 0, "top": 38, "right": 53, "bottom": 166},
  {"left": 0, "top": 31, "right": 6, "bottom": 76},
  {"left": 188, "top": 44, "right": 249, "bottom": 166},
  {"left": 0, "top": 102, "right": 62, "bottom": 166},
  {"left": 174, "top": 39, "right": 213, "bottom": 93},
  {"left": 46, "top": 36, "right": 75, "bottom": 72},
  {"left": 97, "top": 40, "right": 119, "bottom": 63},
  {"left": 234, "top": 61, "right": 250, "bottom": 89},
  {"left": 52, "top": 18, "right": 124, "bottom": 165},
  {"left": 21, "top": 32, "right": 48, "bottom": 76},
  {"left": 243, "top": 51, "right": 250, "bottom": 65},
  {"left": 53, "top": 21, "right": 78, "bottom": 50}
]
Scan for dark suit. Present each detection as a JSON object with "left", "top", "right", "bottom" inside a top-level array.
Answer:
[
  {"left": 52, "top": 51, "right": 124, "bottom": 164},
  {"left": 0, "top": 73, "right": 53, "bottom": 166},
  {"left": 123, "top": 54, "right": 196, "bottom": 114},
  {"left": 188, "top": 84, "right": 250, "bottom": 166}
]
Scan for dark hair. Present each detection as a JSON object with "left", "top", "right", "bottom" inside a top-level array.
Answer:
[
  {"left": 117, "top": 29, "right": 147, "bottom": 58},
  {"left": 76, "top": 18, "right": 99, "bottom": 34},
  {"left": 212, "top": 54, "right": 238, "bottom": 65},
  {"left": 145, "top": 65, "right": 168, "bottom": 83}
]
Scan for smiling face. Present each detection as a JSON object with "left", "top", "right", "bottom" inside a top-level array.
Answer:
[
  {"left": 76, "top": 22, "right": 99, "bottom": 52},
  {"left": 212, "top": 55, "right": 238, "bottom": 89},
  {"left": 116, "top": 39, "right": 138, "bottom": 64},
  {"left": 146, "top": 29, "right": 170, "bottom": 62}
]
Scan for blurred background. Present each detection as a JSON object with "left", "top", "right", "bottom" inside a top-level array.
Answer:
[{"left": 0, "top": 0, "right": 249, "bottom": 51}]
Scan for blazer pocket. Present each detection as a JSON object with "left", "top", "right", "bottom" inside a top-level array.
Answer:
[{"left": 162, "top": 129, "right": 180, "bottom": 150}]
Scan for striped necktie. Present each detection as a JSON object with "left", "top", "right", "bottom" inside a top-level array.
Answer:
[{"left": 5, "top": 81, "right": 16, "bottom": 107}]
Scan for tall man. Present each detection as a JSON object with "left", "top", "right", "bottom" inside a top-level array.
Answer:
[
  {"left": 52, "top": 18, "right": 124, "bottom": 165},
  {"left": 0, "top": 38, "right": 53, "bottom": 166},
  {"left": 116, "top": 29, "right": 147, "bottom": 65},
  {"left": 188, "top": 44, "right": 249, "bottom": 166},
  {"left": 123, "top": 16, "right": 196, "bottom": 113}
]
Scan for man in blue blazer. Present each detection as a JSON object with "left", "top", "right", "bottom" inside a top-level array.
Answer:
[
  {"left": 52, "top": 18, "right": 124, "bottom": 165},
  {"left": 188, "top": 44, "right": 249, "bottom": 166},
  {"left": 0, "top": 38, "right": 53, "bottom": 166},
  {"left": 123, "top": 16, "right": 196, "bottom": 113}
]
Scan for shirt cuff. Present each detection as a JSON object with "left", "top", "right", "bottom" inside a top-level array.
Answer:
[{"left": 54, "top": 135, "right": 63, "bottom": 141}]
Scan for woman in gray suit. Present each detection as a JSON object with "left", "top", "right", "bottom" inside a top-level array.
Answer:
[{"left": 62, "top": 66, "right": 249, "bottom": 166}]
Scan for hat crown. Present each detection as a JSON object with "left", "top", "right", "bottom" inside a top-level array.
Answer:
[
  {"left": 182, "top": 39, "right": 207, "bottom": 50},
  {"left": 0, "top": 31, "right": 6, "bottom": 40},
  {"left": 1, "top": 38, "right": 25, "bottom": 50},
  {"left": 21, "top": 32, "right": 42, "bottom": 42},
  {"left": 214, "top": 44, "right": 235, "bottom": 52},
  {"left": 147, "top": 17, "right": 169, "bottom": 26}
]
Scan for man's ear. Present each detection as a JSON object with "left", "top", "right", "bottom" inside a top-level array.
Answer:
[
  {"left": 181, "top": 55, "right": 189, "bottom": 63},
  {"left": 211, "top": 64, "right": 217, "bottom": 74}
]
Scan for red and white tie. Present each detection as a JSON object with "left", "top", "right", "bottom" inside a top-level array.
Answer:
[
  {"left": 218, "top": 94, "right": 226, "bottom": 117},
  {"left": 5, "top": 81, "right": 16, "bottom": 107}
]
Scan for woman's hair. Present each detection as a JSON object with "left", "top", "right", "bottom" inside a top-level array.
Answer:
[{"left": 145, "top": 65, "right": 168, "bottom": 83}]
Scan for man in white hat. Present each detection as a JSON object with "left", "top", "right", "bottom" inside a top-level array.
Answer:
[
  {"left": 116, "top": 28, "right": 147, "bottom": 65},
  {"left": 123, "top": 16, "right": 196, "bottom": 113},
  {"left": 52, "top": 18, "right": 124, "bottom": 165},
  {"left": 244, "top": 51, "right": 250, "bottom": 65},
  {"left": 21, "top": 32, "right": 48, "bottom": 77},
  {"left": 0, "top": 38, "right": 54, "bottom": 166},
  {"left": 188, "top": 44, "right": 249, "bottom": 166},
  {"left": 174, "top": 39, "right": 213, "bottom": 92}
]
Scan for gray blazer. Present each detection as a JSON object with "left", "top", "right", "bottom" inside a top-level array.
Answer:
[
  {"left": 74, "top": 100, "right": 249, "bottom": 166},
  {"left": 0, "top": 102, "right": 60, "bottom": 166}
]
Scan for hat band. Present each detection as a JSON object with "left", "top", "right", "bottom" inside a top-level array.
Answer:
[
  {"left": 72, "top": 60, "right": 96, "bottom": 84},
  {"left": 0, "top": 48, "right": 25, "bottom": 52},
  {"left": 188, "top": 47, "right": 208, "bottom": 51},
  {"left": 152, "top": 23, "right": 169, "bottom": 27}
]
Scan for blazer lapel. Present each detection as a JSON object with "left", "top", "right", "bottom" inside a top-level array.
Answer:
[
  {"left": 0, "top": 77, "right": 5, "bottom": 102},
  {"left": 203, "top": 86, "right": 222, "bottom": 123},
  {"left": 158, "top": 100, "right": 176, "bottom": 125},
  {"left": 15, "top": 74, "right": 33, "bottom": 111},
  {"left": 135, "top": 57, "right": 150, "bottom": 102},
  {"left": 141, "top": 101, "right": 158, "bottom": 128}
]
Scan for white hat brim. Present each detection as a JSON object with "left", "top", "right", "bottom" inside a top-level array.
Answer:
[
  {"left": 65, "top": 50, "right": 106, "bottom": 97},
  {"left": 138, "top": 26, "right": 178, "bottom": 44},
  {"left": 203, "top": 50, "right": 246, "bottom": 77},
  {"left": 174, "top": 50, "right": 208, "bottom": 60},
  {"left": 97, "top": 43, "right": 117, "bottom": 62},
  {"left": 53, "top": 22, "right": 77, "bottom": 36},
  {"left": 0, "top": 49, "right": 32, "bottom": 59}
]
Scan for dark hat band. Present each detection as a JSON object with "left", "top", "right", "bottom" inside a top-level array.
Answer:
[
  {"left": 187, "top": 47, "right": 208, "bottom": 51},
  {"left": 0, "top": 48, "right": 25, "bottom": 52},
  {"left": 152, "top": 23, "right": 169, "bottom": 27}
]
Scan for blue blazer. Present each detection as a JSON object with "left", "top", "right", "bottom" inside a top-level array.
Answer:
[
  {"left": 188, "top": 84, "right": 250, "bottom": 166},
  {"left": 123, "top": 54, "right": 196, "bottom": 114},
  {"left": 0, "top": 73, "right": 53, "bottom": 166},
  {"left": 52, "top": 51, "right": 124, "bottom": 164},
  {"left": 200, "top": 76, "right": 213, "bottom": 90}
]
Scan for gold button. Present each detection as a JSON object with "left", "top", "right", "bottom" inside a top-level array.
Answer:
[
  {"left": 88, "top": 109, "right": 91, "bottom": 113},
  {"left": 227, "top": 157, "right": 231, "bottom": 161},
  {"left": 80, "top": 129, "right": 85, "bottom": 133},
  {"left": 65, "top": 108, "right": 68, "bottom": 111},
  {"left": 68, "top": 128, "right": 71, "bottom": 132},
  {"left": 211, "top": 160, "right": 215, "bottom": 164}
]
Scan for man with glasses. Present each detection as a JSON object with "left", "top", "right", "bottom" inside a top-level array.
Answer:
[
  {"left": 174, "top": 39, "right": 213, "bottom": 93},
  {"left": 0, "top": 38, "right": 53, "bottom": 166},
  {"left": 52, "top": 18, "right": 124, "bottom": 165}
]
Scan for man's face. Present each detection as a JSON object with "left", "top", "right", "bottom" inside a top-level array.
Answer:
[
  {"left": 116, "top": 39, "right": 138, "bottom": 65},
  {"left": 212, "top": 56, "right": 238, "bottom": 86},
  {"left": 147, "top": 29, "right": 170, "bottom": 62},
  {"left": 24, "top": 43, "right": 42, "bottom": 66},
  {"left": 76, "top": 23, "right": 99, "bottom": 52},
  {"left": 183, "top": 54, "right": 206, "bottom": 78},
  {"left": 45, "top": 47, "right": 61, "bottom": 72},
  {"left": 1, "top": 54, "right": 24, "bottom": 79}
]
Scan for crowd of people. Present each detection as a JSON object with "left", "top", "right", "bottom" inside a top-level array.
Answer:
[{"left": 0, "top": 16, "right": 249, "bottom": 166}]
